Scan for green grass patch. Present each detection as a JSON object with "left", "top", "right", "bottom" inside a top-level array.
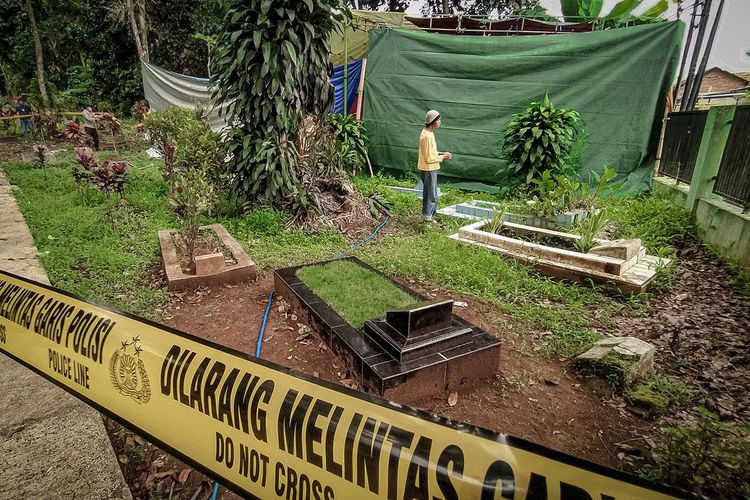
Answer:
[
  {"left": 217, "top": 210, "right": 346, "bottom": 270},
  {"left": 3, "top": 154, "right": 175, "bottom": 319},
  {"left": 296, "top": 260, "right": 419, "bottom": 328},
  {"left": 603, "top": 192, "right": 696, "bottom": 255}
]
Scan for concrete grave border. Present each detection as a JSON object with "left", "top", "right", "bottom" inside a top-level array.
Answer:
[
  {"left": 158, "top": 223, "right": 255, "bottom": 291},
  {"left": 274, "top": 257, "right": 501, "bottom": 399},
  {"left": 451, "top": 220, "right": 670, "bottom": 294}
]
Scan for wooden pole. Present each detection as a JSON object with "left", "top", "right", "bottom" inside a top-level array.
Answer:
[
  {"left": 355, "top": 59, "right": 367, "bottom": 121},
  {"left": 343, "top": 30, "right": 348, "bottom": 115},
  {"left": 365, "top": 151, "right": 374, "bottom": 177}
]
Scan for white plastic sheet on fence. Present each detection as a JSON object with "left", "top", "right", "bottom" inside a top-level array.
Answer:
[{"left": 140, "top": 60, "right": 233, "bottom": 132}]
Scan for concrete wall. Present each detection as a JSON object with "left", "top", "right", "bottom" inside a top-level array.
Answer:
[
  {"left": 695, "top": 198, "right": 750, "bottom": 268},
  {"left": 653, "top": 104, "right": 750, "bottom": 270}
]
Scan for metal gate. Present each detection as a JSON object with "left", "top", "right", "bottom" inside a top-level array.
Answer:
[
  {"left": 713, "top": 106, "right": 750, "bottom": 211},
  {"left": 657, "top": 110, "right": 708, "bottom": 184}
]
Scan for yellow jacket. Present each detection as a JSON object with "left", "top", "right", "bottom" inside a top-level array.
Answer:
[{"left": 418, "top": 129, "right": 442, "bottom": 171}]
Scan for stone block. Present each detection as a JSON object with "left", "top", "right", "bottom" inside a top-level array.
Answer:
[
  {"left": 589, "top": 239, "right": 642, "bottom": 261},
  {"left": 574, "top": 336, "right": 654, "bottom": 387},
  {"left": 194, "top": 253, "right": 224, "bottom": 276}
]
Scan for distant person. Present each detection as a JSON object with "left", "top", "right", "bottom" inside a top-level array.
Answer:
[
  {"left": 417, "top": 109, "right": 451, "bottom": 222},
  {"left": 15, "top": 95, "right": 33, "bottom": 142},
  {"left": 82, "top": 105, "right": 99, "bottom": 150}
]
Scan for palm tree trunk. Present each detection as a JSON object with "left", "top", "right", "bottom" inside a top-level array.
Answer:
[
  {"left": 443, "top": 0, "right": 450, "bottom": 14},
  {"left": 26, "top": 0, "right": 49, "bottom": 109}
]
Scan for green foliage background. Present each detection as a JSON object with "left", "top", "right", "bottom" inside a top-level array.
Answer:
[{"left": 0, "top": 0, "right": 223, "bottom": 115}]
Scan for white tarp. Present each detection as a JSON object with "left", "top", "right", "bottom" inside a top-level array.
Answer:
[{"left": 141, "top": 60, "right": 232, "bottom": 132}]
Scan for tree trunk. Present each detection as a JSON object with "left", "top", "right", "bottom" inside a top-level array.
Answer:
[
  {"left": 136, "top": 0, "right": 149, "bottom": 61},
  {"left": 442, "top": 0, "right": 450, "bottom": 14},
  {"left": 125, "top": 0, "right": 147, "bottom": 61},
  {"left": 26, "top": 0, "right": 49, "bottom": 110}
]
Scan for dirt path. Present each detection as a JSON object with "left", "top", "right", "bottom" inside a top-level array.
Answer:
[
  {"left": 163, "top": 272, "right": 651, "bottom": 471},
  {"left": 600, "top": 244, "right": 750, "bottom": 427},
  {"left": 124, "top": 242, "right": 749, "bottom": 499}
]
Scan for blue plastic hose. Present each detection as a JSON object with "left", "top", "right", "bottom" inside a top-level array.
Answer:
[
  {"left": 335, "top": 215, "right": 390, "bottom": 259},
  {"left": 256, "top": 289, "right": 275, "bottom": 358}
]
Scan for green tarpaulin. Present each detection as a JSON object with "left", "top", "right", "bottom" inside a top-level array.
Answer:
[
  {"left": 363, "top": 22, "right": 684, "bottom": 192},
  {"left": 330, "top": 11, "right": 419, "bottom": 66}
]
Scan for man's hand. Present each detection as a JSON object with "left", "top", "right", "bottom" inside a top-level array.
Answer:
[{"left": 442, "top": 151, "right": 452, "bottom": 160}]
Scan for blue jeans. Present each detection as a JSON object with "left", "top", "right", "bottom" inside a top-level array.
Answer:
[
  {"left": 20, "top": 119, "right": 33, "bottom": 141},
  {"left": 421, "top": 170, "right": 438, "bottom": 219}
]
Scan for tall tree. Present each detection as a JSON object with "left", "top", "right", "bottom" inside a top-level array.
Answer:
[
  {"left": 26, "top": 0, "right": 49, "bottom": 108},
  {"left": 421, "top": 0, "right": 539, "bottom": 17},
  {"left": 126, "top": 0, "right": 148, "bottom": 60},
  {"left": 346, "top": 0, "right": 408, "bottom": 11},
  {"left": 212, "top": 0, "right": 348, "bottom": 208},
  {"left": 107, "top": 0, "right": 149, "bottom": 61}
]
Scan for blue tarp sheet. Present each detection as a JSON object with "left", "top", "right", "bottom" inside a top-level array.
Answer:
[{"left": 331, "top": 59, "right": 363, "bottom": 115}]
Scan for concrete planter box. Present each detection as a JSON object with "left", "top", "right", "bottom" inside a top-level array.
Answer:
[
  {"left": 505, "top": 209, "right": 589, "bottom": 230},
  {"left": 440, "top": 200, "right": 589, "bottom": 229},
  {"left": 450, "top": 220, "right": 670, "bottom": 294},
  {"left": 158, "top": 223, "right": 255, "bottom": 291}
]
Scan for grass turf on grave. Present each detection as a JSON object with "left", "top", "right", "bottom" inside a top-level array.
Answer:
[{"left": 295, "top": 260, "right": 419, "bottom": 328}]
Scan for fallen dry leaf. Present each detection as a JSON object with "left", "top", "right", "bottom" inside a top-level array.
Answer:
[
  {"left": 447, "top": 392, "right": 458, "bottom": 407},
  {"left": 178, "top": 468, "right": 191, "bottom": 484}
]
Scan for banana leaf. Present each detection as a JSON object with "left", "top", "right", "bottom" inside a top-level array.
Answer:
[
  {"left": 580, "top": 0, "right": 604, "bottom": 18},
  {"left": 642, "top": 0, "right": 669, "bottom": 17},
  {"left": 604, "top": 0, "right": 643, "bottom": 20},
  {"left": 561, "top": 0, "right": 584, "bottom": 21}
]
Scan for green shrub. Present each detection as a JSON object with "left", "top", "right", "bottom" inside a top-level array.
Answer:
[
  {"left": 500, "top": 94, "right": 581, "bottom": 187},
  {"left": 527, "top": 170, "right": 583, "bottom": 218},
  {"left": 143, "top": 106, "right": 226, "bottom": 196},
  {"left": 640, "top": 408, "right": 750, "bottom": 498},
  {"left": 571, "top": 209, "right": 609, "bottom": 253},
  {"left": 142, "top": 107, "right": 197, "bottom": 151},
  {"left": 210, "top": 0, "right": 349, "bottom": 210},
  {"left": 325, "top": 114, "right": 368, "bottom": 174},
  {"left": 172, "top": 168, "right": 216, "bottom": 261},
  {"left": 172, "top": 114, "right": 226, "bottom": 187}
]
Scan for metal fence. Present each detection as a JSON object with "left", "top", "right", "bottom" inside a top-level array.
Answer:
[
  {"left": 713, "top": 106, "right": 750, "bottom": 212},
  {"left": 658, "top": 110, "right": 708, "bottom": 184}
]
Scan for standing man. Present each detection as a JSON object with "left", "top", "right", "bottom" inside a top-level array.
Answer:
[
  {"left": 15, "top": 95, "right": 33, "bottom": 142},
  {"left": 418, "top": 109, "right": 451, "bottom": 222},
  {"left": 82, "top": 106, "right": 99, "bottom": 150}
]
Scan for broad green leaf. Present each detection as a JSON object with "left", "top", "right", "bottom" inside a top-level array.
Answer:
[
  {"left": 604, "top": 0, "right": 642, "bottom": 20},
  {"left": 642, "top": 0, "right": 668, "bottom": 17},
  {"left": 262, "top": 43, "right": 270, "bottom": 62}
]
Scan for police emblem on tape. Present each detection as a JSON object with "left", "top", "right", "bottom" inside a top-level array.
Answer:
[{"left": 110, "top": 335, "right": 151, "bottom": 404}]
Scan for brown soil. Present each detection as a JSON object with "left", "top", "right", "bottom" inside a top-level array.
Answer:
[
  {"left": 114, "top": 270, "right": 658, "bottom": 498},
  {"left": 496, "top": 225, "right": 580, "bottom": 252},
  {"left": 113, "top": 238, "right": 750, "bottom": 499},
  {"left": 599, "top": 244, "right": 750, "bottom": 426},
  {"left": 172, "top": 229, "right": 238, "bottom": 273}
]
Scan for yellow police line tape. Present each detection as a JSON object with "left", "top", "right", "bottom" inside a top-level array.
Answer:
[
  {"left": 0, "top": 270, "right": 694, "bottom": 500},
  {"left": 0, "top": 112, "right": 83, "bottom": 120}
]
